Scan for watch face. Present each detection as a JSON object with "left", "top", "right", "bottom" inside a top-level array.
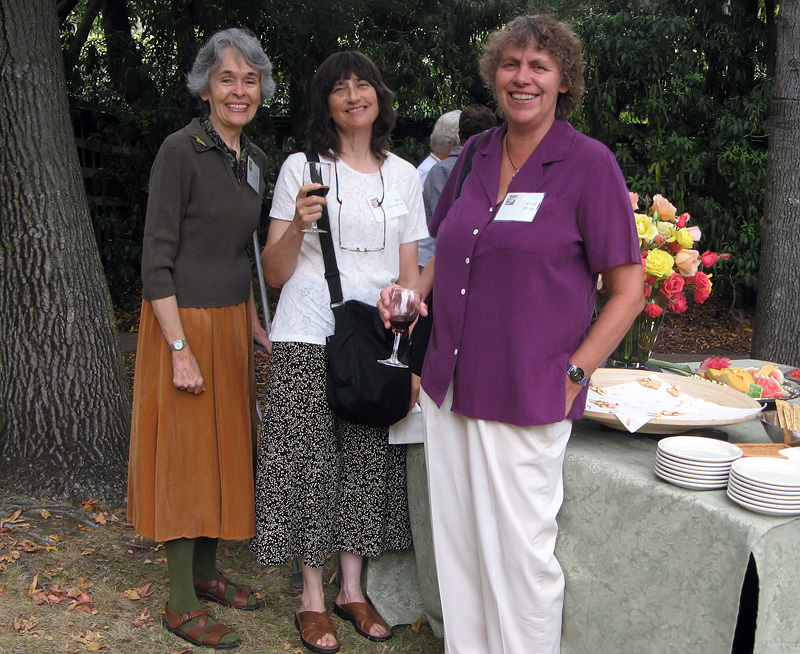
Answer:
[
  {"left": 171, "top": 340, "right": 184, "bottom": 351},
  {"left": 568, "top": 365, "right": 585, "bottom": 383}
]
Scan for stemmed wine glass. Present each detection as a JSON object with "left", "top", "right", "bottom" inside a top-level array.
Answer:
[
  {"left": 378, "top": 287, "right": 421, "bottom": 368},
  {"left": 302, "top": 161, "right": 331, "bottom": 234}
]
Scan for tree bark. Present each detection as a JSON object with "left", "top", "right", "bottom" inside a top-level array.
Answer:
[
  {"left": 752, "top": 0, "right": 800, "bottom": 366},
  {"left": 0, "top": 0, "right": 131, "bottom": 505}
]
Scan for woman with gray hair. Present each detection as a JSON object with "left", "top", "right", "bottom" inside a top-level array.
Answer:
[{"left": 128, "top": 27, "right": 274, "bottom": 649}]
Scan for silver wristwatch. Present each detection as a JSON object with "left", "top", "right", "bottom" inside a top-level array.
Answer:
[
  {"left": 169, "top": 339, "right": 186, "bottom": 352},
  {"left": 565, "top": 363, "right": 589, "bottom": 386}
]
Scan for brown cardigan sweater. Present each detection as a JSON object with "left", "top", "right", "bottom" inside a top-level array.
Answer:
[{"left": 141, "top": 118, "right": 266, "bottom": 308}]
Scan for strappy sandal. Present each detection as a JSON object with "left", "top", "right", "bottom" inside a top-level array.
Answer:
[
  {"left": 333, "top": 600, "right": 392, "bottom": 642},
  {"left": 295, "top": 610, "right": 340, "bottom": 654},
  {"left": 194, "top": 573, "right": 261, "bottom": 610},
  {"left": 162, "top": 605, "right": 240, "bottom": 649}
]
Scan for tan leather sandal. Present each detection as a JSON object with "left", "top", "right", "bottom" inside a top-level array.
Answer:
[
  {"left": 333, "top": 600, "right": 392, "bottom": 642},
  {"left": 295, "top": 610, "right": 340, "bottom": 654},
  {"left": 194, "top": 573, "right": 260, "bottom": 610},
  {"left": 162, "top": 604, "right": 240, "bottom": 649}
]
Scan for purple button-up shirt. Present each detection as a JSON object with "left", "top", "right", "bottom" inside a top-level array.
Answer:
[{"left": 421, "top": 120, "right": 640, "bottom": 426}]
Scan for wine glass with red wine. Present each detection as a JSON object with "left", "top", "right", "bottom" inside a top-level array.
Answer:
[
  {"left": 302, "top": 161, "right": 331, "bottom": 234},
  {"left": 378, "top": 287, "right": 421, "bottom": 368}
]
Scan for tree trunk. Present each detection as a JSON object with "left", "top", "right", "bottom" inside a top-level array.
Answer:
[
  {"left": 0, "top": 0, "right": 131, "bottom": 505},
  {"left": 752, "top": 0, "right": 800, "bottom": 366}
]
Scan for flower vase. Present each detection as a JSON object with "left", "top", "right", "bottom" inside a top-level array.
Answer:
[{"left": 607, "top": 311, "right": 665, "bottom": 369}]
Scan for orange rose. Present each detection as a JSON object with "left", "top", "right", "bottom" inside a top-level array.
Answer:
[
  {"left": 651, "top": 194, "right": 677, "bottom": 222},
  {"left": 675, "top": 249, "right": 701, "bottom": 276}
]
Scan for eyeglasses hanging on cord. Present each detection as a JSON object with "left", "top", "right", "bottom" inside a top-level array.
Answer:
[{"left": 334, "top": 160, "right": 386, "bottom": 252}]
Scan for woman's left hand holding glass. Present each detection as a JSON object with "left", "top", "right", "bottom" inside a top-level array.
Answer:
[{"left": 378, "top": 284, "right": 428, "bottom": 330}]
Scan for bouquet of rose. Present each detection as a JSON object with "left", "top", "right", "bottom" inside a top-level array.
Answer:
[{"left": 628, "top": 192, "right": 728, "bottom": 318}]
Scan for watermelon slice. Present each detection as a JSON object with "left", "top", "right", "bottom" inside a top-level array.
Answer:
[{"left": 752, "top": 374, "right": 787, "bottom": 399}]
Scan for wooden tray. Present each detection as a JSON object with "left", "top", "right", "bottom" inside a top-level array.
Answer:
[{"left": 583, "top": 368, "right": 763, "bottom": 434}]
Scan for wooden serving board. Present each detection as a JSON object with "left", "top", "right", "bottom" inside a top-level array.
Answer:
[{"left": 738, "top": 443, "right": 790, "bottom": 458}]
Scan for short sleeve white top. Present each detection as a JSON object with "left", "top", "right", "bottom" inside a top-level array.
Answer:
[{"left": 269, "top": 151, "right": 429, "bottom": 345}]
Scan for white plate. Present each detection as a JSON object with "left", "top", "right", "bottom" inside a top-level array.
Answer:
[
  {"left": 779, "top": 448, "right": 800, "bottom": 461},
  {"left": 728, "top": 470, "right": 800, "bottom": 496},
  {"left": 730, "top": 457, "right": 800, "bottom": 488},
  {"left": 654, "top": 467, "right": 728, "bottom": 490},
  {"left": 658, "top": 436, "right": 743, "bottom": 464},
  {"left": 727, "top": 480, "right": 800, "bottom": 507},
  {"left": 656, "top": 449, "right": 734, "bottom": 471},
  {"left": 727, "top": 488, "right": 800, "bottom": 516},
  {"left": 655, "top": 457, "right": 730, "bottom": 480}
]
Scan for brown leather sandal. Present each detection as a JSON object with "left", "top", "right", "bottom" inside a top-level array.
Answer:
[
  {"left": 194, "top": 573, "right": 261, "bottom": 610},
  {"left": 295, "top": 610, "right": 340, "bottom": 654},
  {"left": 162, "top": 604, "right": 240, "bottom": 649},
  {"left": 333, "top": 600, "right": 392, "bottom": 642}
]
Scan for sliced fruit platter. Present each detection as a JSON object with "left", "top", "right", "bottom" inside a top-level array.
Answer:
[{"left": 698, "top": 357, "right": 800, "bottom": 401}]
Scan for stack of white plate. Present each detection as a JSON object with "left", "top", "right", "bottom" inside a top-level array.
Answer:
[
  {"left": 655, "top": 436, "right": 743, "bottom": 490},
  {"left": 727, "top": 458, "right": 800, "bottom": 516}
]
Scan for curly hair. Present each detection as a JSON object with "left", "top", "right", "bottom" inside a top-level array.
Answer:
[
  {"left": 479, "top": 14, "right": 584, "bottom": 120},
  {"left": 308, "top": 51, "right": 396, "bottom": 161}
]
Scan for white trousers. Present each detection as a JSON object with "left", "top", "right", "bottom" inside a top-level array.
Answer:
[{"left": 421, "top": 385, "right": 571, "bottom": 654}]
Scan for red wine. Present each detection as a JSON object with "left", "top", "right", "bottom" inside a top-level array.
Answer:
[
  {"left": 390, "top": 314, "right": 416, "bottom": 332},
  {"left": 307, "top": 185, "right": 330, "bottom": 197}
]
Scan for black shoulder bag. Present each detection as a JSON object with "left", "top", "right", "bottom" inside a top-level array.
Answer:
[{"left": 306, "top": 151, "right": 412, "bottom": 427}]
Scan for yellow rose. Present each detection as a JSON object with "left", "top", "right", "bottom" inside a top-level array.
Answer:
[
  {"left": 651, "top": 194, "right": 677, "bottom": 222},
  {"left": 657, "top": 221, "right": 677, "bottom": 242},
  {"left": 675, "top": 227, "right": 694, "bottom": 249},
  {"left": 635, "top": 213, "right": 658, "bottom": 242},
  {"left": 645, "top": 249, "right": 675, "bottom": 278}
]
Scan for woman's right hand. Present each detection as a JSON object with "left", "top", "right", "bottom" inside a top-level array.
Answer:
[
  {"left": 292, "top": 183, "right": 327, "bottom": 231},
  {"left": 172, "top": 347, "right": 206, "bottom": 394},
  {"left": 378, "top": 284, "right": 428, "bottom": 329}
]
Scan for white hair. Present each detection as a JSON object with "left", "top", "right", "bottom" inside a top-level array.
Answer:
[{"left": 430, "top": 110, "right": 462, "bottom": 152}]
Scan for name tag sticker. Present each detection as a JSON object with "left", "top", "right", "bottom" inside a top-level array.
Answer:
[
  {"left": 246, "top": 158, "right": 261, "bottom": 193},
  {"left": 493, "top": 192, "right": 545, "bottom": 223},
  {"left": 368, "top": 189, "right": 408, "bottom": 222}
]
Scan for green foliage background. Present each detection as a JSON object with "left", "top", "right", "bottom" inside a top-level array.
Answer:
[{"left": 60, "top": 0, "right": 776, "bottom": 307}]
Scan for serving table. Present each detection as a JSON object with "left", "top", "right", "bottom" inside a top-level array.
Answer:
[{"left": 366, "top": 370, "right": 800, "bottom": 654}]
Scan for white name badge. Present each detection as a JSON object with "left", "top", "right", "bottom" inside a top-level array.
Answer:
[
  {"left": 493, "top": 192, "right": 545, "bottom": 223},
  {"left": 369, "top": 189, "right": 408, "bottom": 222},
  {"left": 246, "top": 158, "right": 261, "bottom": 194}
]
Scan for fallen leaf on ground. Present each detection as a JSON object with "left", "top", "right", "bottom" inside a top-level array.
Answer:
[
  {"left": 411, "top": 614, "right": 423, "bottom": 633},
  {"left": 1, "top": 509, "right": 23, "bottom": 528},
  {"left": 39, "top": 509, "right": 51, "bottom": 519},
  {"left": 93, "top": 513, "right": 108, "bottom": 525},
  {"left": 131, "top": 608, "right": 152, "bottom": 628},
  {"left": 81, "top": 498, "right": 100, "bottom": 512},
  {"left": 13, "top": 615, "right": 38, "bottom": 633},
  {"left": 123, "top": 582, "right": 152, "bottom": 600}
]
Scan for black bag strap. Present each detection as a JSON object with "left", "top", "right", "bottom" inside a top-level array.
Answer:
[
  {"left": 454, "top": 129, "right": 488, "bottom": 200},
  {"left": 305, "top": 150, "right": 344, "bottom": 307}
]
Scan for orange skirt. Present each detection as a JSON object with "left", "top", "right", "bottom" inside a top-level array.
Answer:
[{"left": 127, "top": 300, "right": 256, "bottom": 542}]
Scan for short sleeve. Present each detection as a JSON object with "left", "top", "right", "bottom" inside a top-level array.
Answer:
[
  {"left": 577, "top": 147, "right": 640, "bottom": 274},
  {"left": 269, "top": 153, "right": 306, "bottom": 222}
]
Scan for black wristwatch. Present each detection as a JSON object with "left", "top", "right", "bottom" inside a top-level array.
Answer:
[{"left": 565, "top": 363, "right": 589, "bottom": 386}]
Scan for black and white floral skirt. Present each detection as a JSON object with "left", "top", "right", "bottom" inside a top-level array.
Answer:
[{"left": 251, "top": 342, "right": 411, "bottom": 568}]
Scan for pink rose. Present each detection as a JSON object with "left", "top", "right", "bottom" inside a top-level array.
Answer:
[
  {"left": 694, "top": 288, "right": 711, "bottom": 303},
  {"left": 686, "top": 225, "right": 701, "bottom": 241},
  {"left": 629, "top": 192, "right": 640, "bottom": 210},
  {"left": 654, "top": 233, "right": 667, "bottom": 246},
  {"left": 700, "top": 250, "right": 719, "bottom": 266},
  {"left": 669, "top": 293, "right": 688, "bottom": 313},
  {"left": 644, "top": 303, "right": 664, "bottom": 317},
  {"left": 692, "top": 270, "right": 712, "bottom": 291},
  {"left": 660, "top": 272, "right": 685, "bottom": 299},
  {"left": 675, "top": 249, "right": 701, "bottom": 275},
  {"left": 677, "top": 213, "right": 690, "bottom": 228}
]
